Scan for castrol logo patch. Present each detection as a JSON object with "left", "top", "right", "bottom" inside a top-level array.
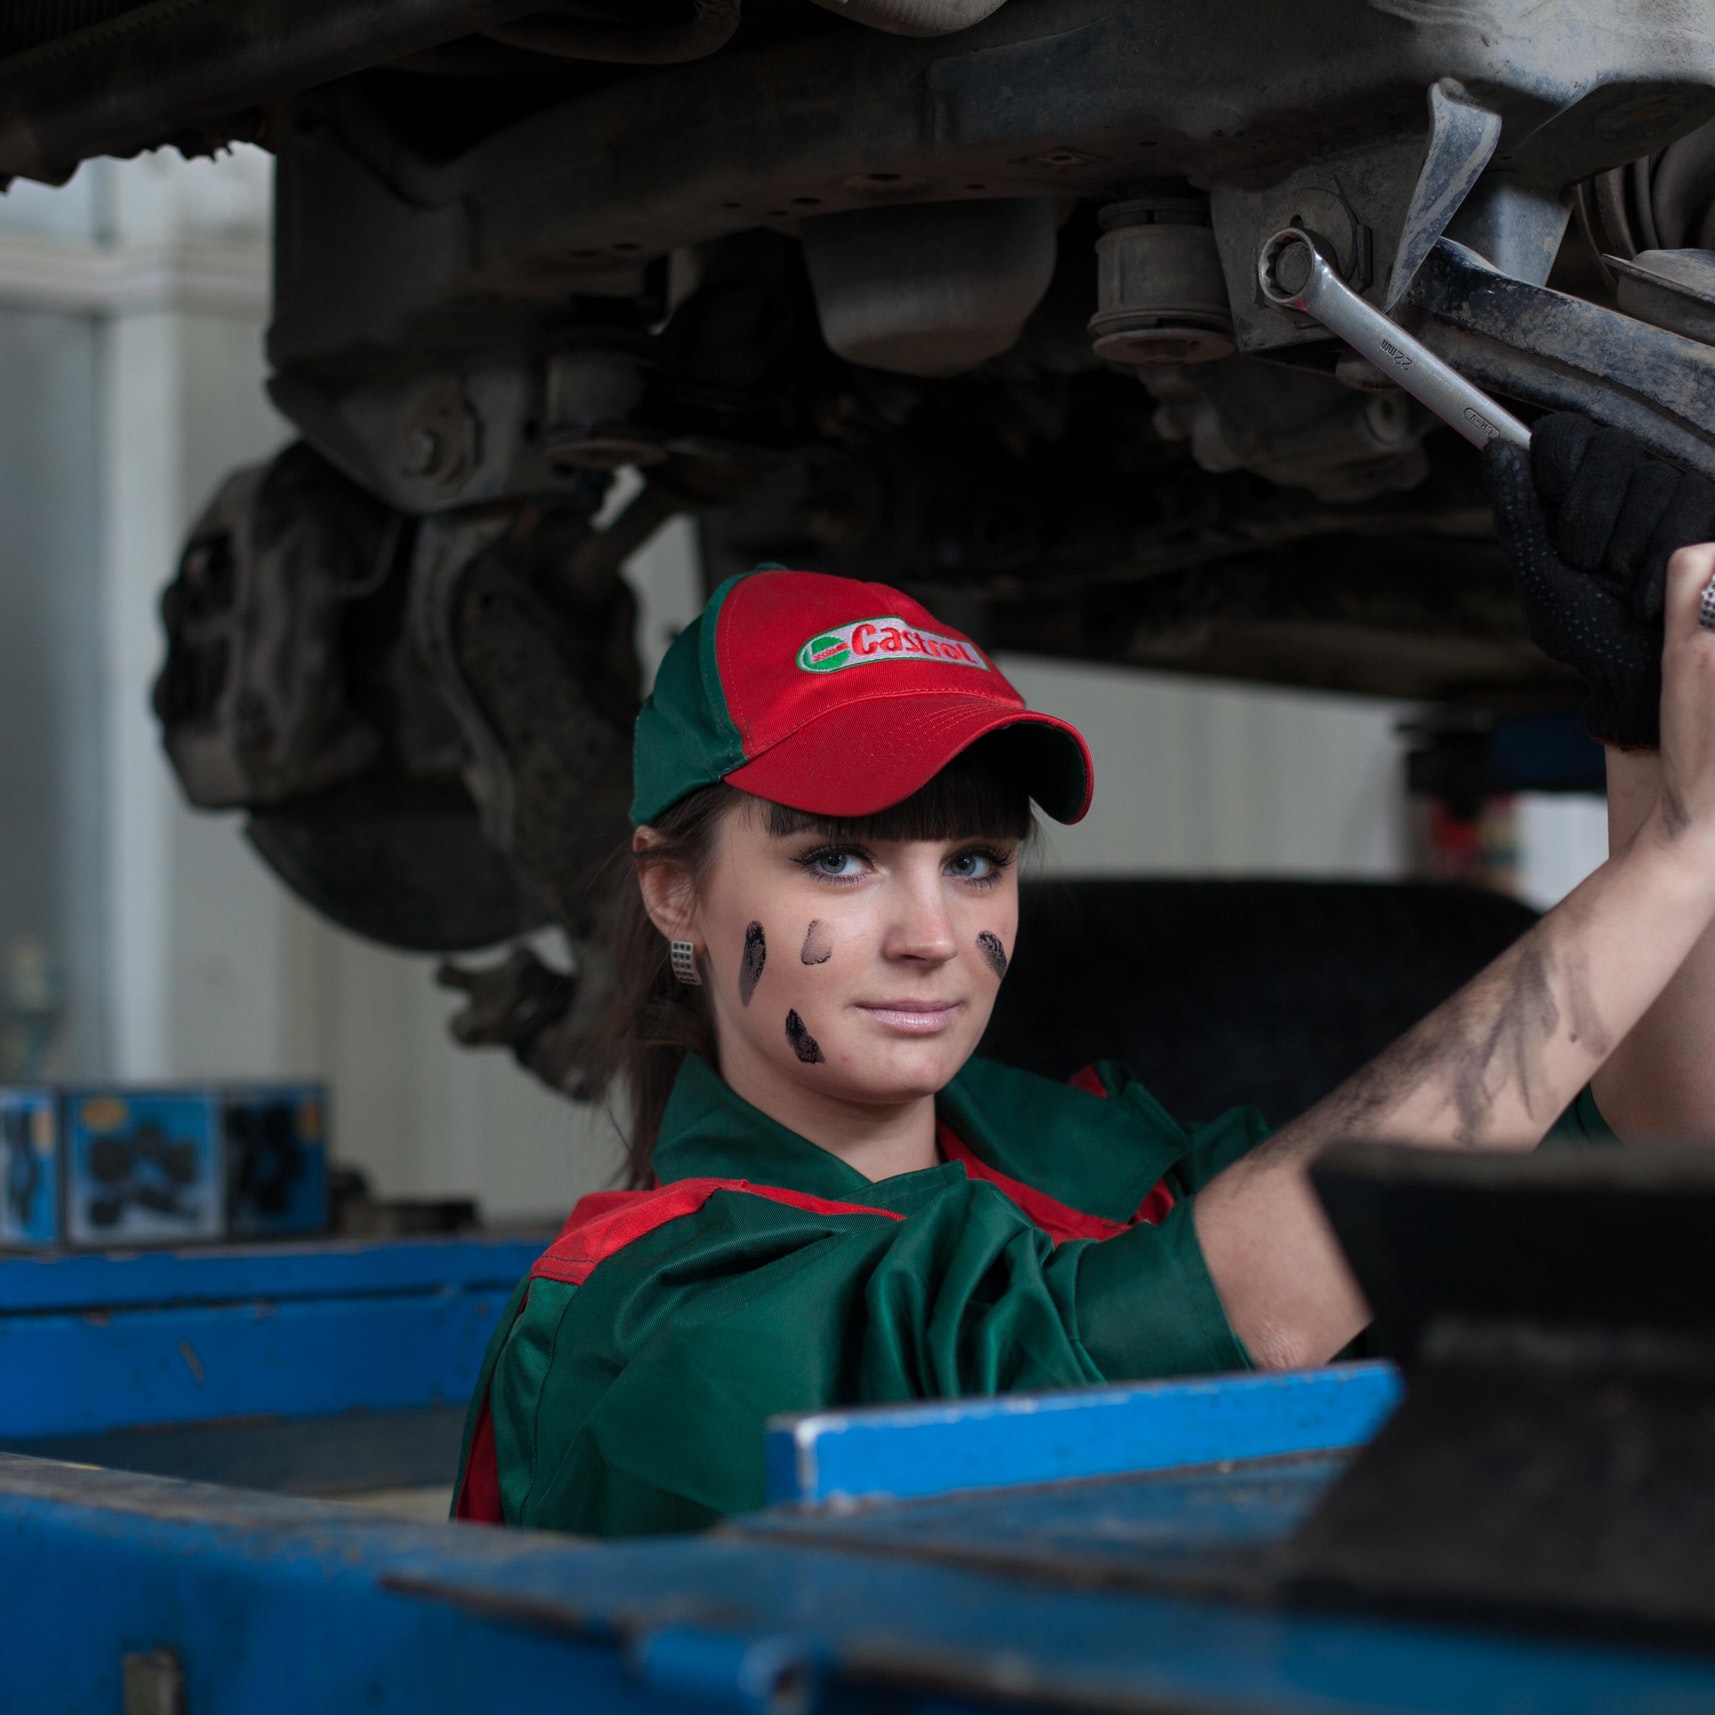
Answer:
[{"left": 796, "top": 617, "right": 990, "bottom": 675}]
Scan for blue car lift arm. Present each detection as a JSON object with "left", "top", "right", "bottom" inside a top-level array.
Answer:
[
  {"left": 15, "top": 1133, "right": 1715, "bottom": 1714},
  {"left": 7, "top": 1357, "right": 1715, "bottom": 1715}
]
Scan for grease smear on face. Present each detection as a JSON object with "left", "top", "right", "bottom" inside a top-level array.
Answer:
[
  {"left": 785, "top": 1009, "right": 825, "bottom": 1064},
  {"left": 739, "top": 921, "right": 766, "bottom": 1006}
]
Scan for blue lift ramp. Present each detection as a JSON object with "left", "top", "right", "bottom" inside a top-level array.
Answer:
[{"left": 6, "top": 1354, "right": 1715, "bottom": 1714}]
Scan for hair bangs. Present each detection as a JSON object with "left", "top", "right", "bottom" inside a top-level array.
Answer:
[{"left": 763, "top": 733, "right": 1035, "bottom": 845}]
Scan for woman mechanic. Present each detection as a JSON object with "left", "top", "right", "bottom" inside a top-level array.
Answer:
[{"left": 455, "top": 417, "right": 1715, "bottom": 1537}]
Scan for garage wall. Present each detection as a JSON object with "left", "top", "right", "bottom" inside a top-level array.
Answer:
[
  {"left": 1001, "top": 659, "right": 1406, "bottom": 881},
  {"left": 0, "top": 149, "right": 605, "bottom": 1215},
  {"left": 0, "top": 147, "right": 1416, "bottom": 1224},
  {"left": 0, "top": 306, "right": 105, "bottom": 1077}
]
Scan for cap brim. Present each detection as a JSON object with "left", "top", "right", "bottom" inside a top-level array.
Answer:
[{"left": 724, "top": 693, "right": 1093, "bottom": 824}]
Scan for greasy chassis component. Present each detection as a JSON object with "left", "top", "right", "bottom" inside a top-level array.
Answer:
[
  {"left": 268, "top": 0, "right": 1715, "bottom": 379},
  {"left": 0, "top": 0, "right": 553, "bottom": 187},
  {"left": 242, "top": 0, "right": 1715, "bottom": 717},
  {"left": 1405, "top": 238, "right": 1715, "bottom": 476},
  {"left": 241, "top": 0, "right": 1715, "bottom": 738}
]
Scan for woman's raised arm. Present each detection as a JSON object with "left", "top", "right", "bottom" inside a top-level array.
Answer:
[
  {"left": 1587, "top": 744, "right": 1715, "bottom": 1142},
  {"left": 1192, "top": 543, "right": 1715, "bottom": 1371}
]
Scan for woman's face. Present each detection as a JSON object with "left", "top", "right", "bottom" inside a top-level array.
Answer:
[{"left": 644, "top": 795, "right": 1021, "bottom": 1115}]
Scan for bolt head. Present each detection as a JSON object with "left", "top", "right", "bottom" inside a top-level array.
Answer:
[
  {"left": 1271, "top": 237, "right": 1314, "bottom": 297},
  {"left": 402, "top": 427, "right": 441, "bottom": 477}
]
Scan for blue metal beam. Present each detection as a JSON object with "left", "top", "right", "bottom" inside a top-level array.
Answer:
[
  {"left": 765, "top": 1361, "right": 1403, "bottom": 1505},
  {"left": 0, "top": 1236, "right": 541, "bottom": 1440},
  {"left": 0, "top": 1234, "right": 541, "bottom": 1312},
  {"left": 0, "top": 1291, "right": 505, "bottom": 1438}
]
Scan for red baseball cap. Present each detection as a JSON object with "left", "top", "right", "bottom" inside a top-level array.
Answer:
[{"left": 630, "top": 568, "right": 1093, "bottom": 826}]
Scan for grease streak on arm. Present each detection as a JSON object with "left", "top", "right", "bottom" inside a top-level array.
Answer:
[
  {"left": 1193, "top": 544, "right": 1715, "bottom": 1370},
  {"left": 1194, "top": 816, "right": 1715, "bottom": 1371}
]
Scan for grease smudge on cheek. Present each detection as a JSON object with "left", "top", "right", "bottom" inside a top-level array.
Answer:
[
  {"left": 785, "top": 1010, "right": 825, "bottom": 1064},
  {"left": 801, "top": 920, "right": 833, "bottom": 965},
  {"left": 738, "top": 922, "right": 766, "bottom": 1006},
  {"left": 976, "top": 931, "right": 1008, "bottom": 979}
]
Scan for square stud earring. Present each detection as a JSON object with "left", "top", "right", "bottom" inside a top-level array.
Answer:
[{"left": 669, "top": 940, "right": 702, "bottom": 985}]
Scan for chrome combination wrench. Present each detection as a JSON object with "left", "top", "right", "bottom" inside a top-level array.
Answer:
[{"left": 1256, "top": 228, "right": 1532, "bottom": 451}]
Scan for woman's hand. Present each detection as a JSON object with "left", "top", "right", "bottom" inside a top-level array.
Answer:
[{"left": 1482, "top": 417, "right": 1715, "bottom": 750}]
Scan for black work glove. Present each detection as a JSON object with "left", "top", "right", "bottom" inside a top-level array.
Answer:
[{"left": 1482, "top": 413, "right": 1715, "bottom": 750}]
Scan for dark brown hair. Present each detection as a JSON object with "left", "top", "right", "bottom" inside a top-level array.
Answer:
[{"left": 590, "top": 735, "right": 1036, "bottom": 1185}]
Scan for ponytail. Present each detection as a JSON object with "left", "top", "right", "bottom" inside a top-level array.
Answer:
[{"left": 588, "top": 784, "right": 737, "bottom": 1185}]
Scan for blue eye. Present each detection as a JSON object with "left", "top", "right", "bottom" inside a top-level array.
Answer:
[
  {"left": 947, "top": 846, "right": 1011, "bottom": 883},
  {"left": 947, "top": 849, "right": 995, "bottom": 880},
  {"left": 811, "top": 849, "right": 866, "bottom": 878}
]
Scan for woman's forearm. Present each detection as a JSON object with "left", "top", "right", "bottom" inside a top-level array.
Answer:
[
  {"left": 1192, "top": 544, "right": 1715, "bottom": 1370},
  {"left": 1193, "top": 802, "right": 1715, "bottom": 1369},
  {"left": 1591, "top": 747, "right": 1715, "bottom": 1140}
]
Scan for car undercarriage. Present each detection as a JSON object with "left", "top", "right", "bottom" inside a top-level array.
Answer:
[{"left": 6, "top": 0, "right": 1715, "bottom": 1083}]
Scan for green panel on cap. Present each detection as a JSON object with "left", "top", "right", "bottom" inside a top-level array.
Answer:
[{"left": 629, "top": 573, "right": 752, "bottom": 826}]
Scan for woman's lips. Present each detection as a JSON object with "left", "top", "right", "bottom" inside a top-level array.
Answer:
[{"left": 856, "top": 1001, "right": 963, "bottom": 1035}]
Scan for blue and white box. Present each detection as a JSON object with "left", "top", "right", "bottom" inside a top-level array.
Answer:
[
  {"left": 63, "top": 1088, "right": 224, "bottom": 1247},
  {"left": 224, "top": 1083, "right": 330, "bottom": 1238},
  {"left": 0, "top": 1088, "right": 59, "bottom": 1247}
]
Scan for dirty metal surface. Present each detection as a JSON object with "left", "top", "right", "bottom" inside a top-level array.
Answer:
[
  {"left": 1286, "top": 1358, "right": 1715, "bottom": 1647},
  {"left": 268, "top": 0, "right": 1715, "bottom": 365},
  {"left": 1279, "top": 1145, "right": 1715, "bottom": 1646},
  {"left": 1408, "top": 237, "right": 1715, "bottom": 474},
  {"left": 736, "top": 1452, "right": 1344, "bottom": 1599},
  {"left": 7, "top": 1450, "right": 1715, "bottom": 1715},
  {"left": 7, "top": 1403, "right": 469, "bottom": 1495}
]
